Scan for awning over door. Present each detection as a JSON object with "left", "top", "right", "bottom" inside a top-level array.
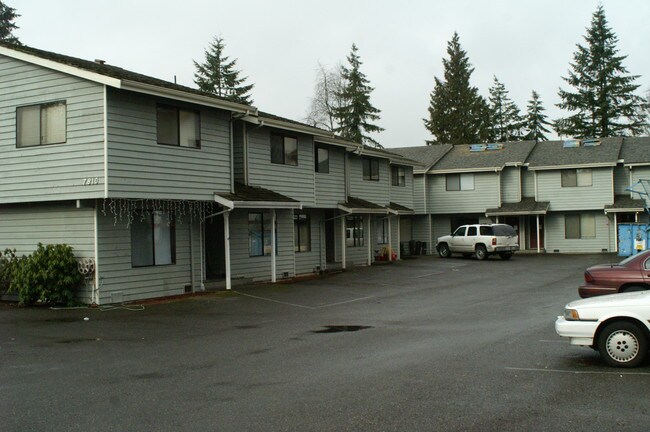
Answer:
[
  {"left": 338, "top": 196, "right": 391, "bottom": 214},
  {"left": 214, "top": 182, "right": 302, "bottom": 210},
  {"left": 604, "top": 195, "right": 647, "bottom": 214},
  {"left": 485, "top": 197, "right": 549, "bottom": 217}
]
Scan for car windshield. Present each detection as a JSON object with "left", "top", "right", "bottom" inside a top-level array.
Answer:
[{"left": 492, "top": 225, "right": 516, "bottom": 236}]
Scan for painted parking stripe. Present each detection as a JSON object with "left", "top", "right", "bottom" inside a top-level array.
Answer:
[
  {"left": 234, "top": 291, "right": 374, "bottom": 310},
  {"left": 505, "top": 367, "right": 650, "bottom": 376}
]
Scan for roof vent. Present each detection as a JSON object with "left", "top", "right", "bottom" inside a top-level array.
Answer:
[
  {"left": 583, "top": 139, "right": 601, "bottom": 147},
  {"left": 486, "top": 143, "right": 503, "bottom": 151},
  {"left": 469, "top": 144, "right": 487, "bottom": 152},
  {"left": 563, "top": 139, "right": 580, "bottom": 148},
  {"left": 94, "top": 59, "right": 106, "bottom": 65}
]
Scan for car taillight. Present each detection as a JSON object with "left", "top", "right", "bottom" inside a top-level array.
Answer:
[
  {"left": 584, "top": 271, "right": 593, "bottom": 283},
  {"left": 492, "top": 237, "right": 497, "bottom": 246}
]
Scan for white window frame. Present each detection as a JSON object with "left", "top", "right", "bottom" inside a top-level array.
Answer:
[{"left": 16, "top": 101, "right": 67, "bottom": 148}]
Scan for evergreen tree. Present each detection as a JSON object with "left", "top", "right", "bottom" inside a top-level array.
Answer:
[
  {"left": 424, "top": 32, "right": 488, "bottom": 145},
  {"left": 524, "top": 91, "right": 552, "bottom": 141},
  {"left": 333, "top": 44, "right": 384, "bottom": 148},
  {"left": 488, "top": 76, "right": 524, "bottom": 142},
  {"left": 556, "top": 5, "right": 647, "bottom": 137},
  {"left": 0, "top": 1, "right": 20, "bottom": 45},
  {"left": 193, "top": 36, "right": 254, "bottom": 105}
]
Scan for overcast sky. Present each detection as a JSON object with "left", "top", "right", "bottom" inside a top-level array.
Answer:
[{"left": 9, "top": 0, "right": 650, "bottom": 148}]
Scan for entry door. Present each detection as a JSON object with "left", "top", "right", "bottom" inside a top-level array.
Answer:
[
  {"left": 528, "top": 216, "right": 544, "bottom": 250},
  {"left": 205, "top": 216, "right": 225, "bottom": 279}
]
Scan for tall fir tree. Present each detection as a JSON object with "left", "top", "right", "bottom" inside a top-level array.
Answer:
[
  {"left": 333, "top": 44, "right": 384, "bottom": 148},
  {"left": 193, "top": 36, "right": 254, "bottom": 105},
  {"left": 424, "top": 32, "right": 489, "bottom": 145},
  {"left": 487, "top": 76, "right": 524, "bottom": 142},
  {"left": 556, "top": 5, "right": 647, "bottom": 137},
  {"left": 524, "top": 91, "right": 552, "bottom": 141},
  {"left": 0, "top": 1, "right": 20, "bottom": 44}
]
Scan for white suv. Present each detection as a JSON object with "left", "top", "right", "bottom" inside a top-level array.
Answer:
[{"left": 436, "top": 224, "right": 519, "bottom": 260}]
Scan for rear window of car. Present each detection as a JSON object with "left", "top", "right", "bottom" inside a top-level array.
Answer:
[{"left": 491, "top": 225, "right": 517, "bottom": 236}]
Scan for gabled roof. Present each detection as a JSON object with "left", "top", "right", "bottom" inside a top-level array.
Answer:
[
  {"left": 526, "top": 137, "right": 623, "bottom": 170},
  {"left": 389, "top": 145, "right": 453, "bottom": 172},
  {"left": 0, "top": 42, "right": 255, "bottom": 114},
  {"left": 430, "top": 141, "right": 536, "bottom": 173},
  {"left": 619, "top": 137, "right": 650, "bottom": 166}
]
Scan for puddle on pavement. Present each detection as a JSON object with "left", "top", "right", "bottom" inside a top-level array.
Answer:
[
  {"left": 311, "top": 325, "right": 373, "bottom": 334},
  {"left": 43, "top": 318, "right": 79, "bottom": 323},
  {"left": 56, "top": 338, "right": 97, "bottom": 344}
]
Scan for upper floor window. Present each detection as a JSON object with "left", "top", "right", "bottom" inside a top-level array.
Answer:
[
  {"left": 156, "top": 104, "right": 200, "bottom": 148},
  {"left": 271, "top": 134, "right": 298, "bottom": 165},
  {"left": 131, "top": 211, "right": 176, "bottom": 267},
  {"left": 362, "top": 158, "right": 379, "bottom": 181},
  {"left": 446, "top": 173, "right": 474, "bottom": 191},
  {"left": 16, "top": 101, "right": 66, "bottom": 147},
  {"left": 391, "top": 166, "right": 406, "bottom": 187},
  {"left": 315, "top": 146, "right": 330, "bottom": 173},
  {"left": 561, "top": 169, "right": 592, "bottom": 187}
]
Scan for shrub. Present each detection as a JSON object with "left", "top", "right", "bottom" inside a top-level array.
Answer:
[
  {"left": 10, "top": 243, "right": 84, "bottom": 306},
  {"left": 0, "top": 248, "right": 21, "bottom": 295}
]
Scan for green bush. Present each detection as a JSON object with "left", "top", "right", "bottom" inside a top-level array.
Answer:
[
  {"left": 0, "top": 248, "right": 21, "bottom": 295},
  {"left": 9, "top": 243, "right": 84, "bottom": 306}
]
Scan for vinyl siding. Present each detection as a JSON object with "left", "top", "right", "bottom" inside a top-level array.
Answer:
[
  {"left": 501, "top": 166, "right": 520, "bottom": 203},
  {"left": 233, "top": 120, "right": 245, "bottom": 184},
  {"left": 614, "top": 165, "right": 630, "bottom": 195},
  {"left": 544, "top": 211, "right": 612, "bottom": 253},
  {"left": 432, "top": 216, "right": 451, "bottom": 243},
  {"left": 631, "top": 166, "right": 650, "bottom": 206},
  {"left": 315, "top": 145, "right": 346, "bottom": 208},
  {"left": 536, "top": 167, "right": 613, "bottom": 211},
  {"left": 229, "top": 209, "right": 295, "bottom": 282},
  {"left": 97, "top": 211, "right": 200, "bottom": 304},
  {"left": 411, "top": 215, "right": 432, "bottom": 254},
  {"left": 247, "top": 127, "right": 315, "bottom": 206},
  {"left": 334, "top": 215, "right": 370, "bottom": 266},
  {"left": 389, "top": 166, "right": 414, "bottom": 209},
  {"left": 413, "top": 175, "right": 426, "bottom": 213},
  {"left": 428, "top": 172, "right": 500, "bottom": 214},
  {"left": 0, "top": 55, "right": 105, "bottom": 203},
  {"left": 294, "top": 209, "right": 325, "bottom": 275},
  {"left": 522, "top": 169, "right": 535, "bottom": 198},
  {"left": 106, "top": 88, "right": 231, "bottom": 199},
  {"left": 348, "top": 156, "right": 390, "bottom": 206},
  {"left": 0, "top": 202, "right": 96, "bottom": 303}
]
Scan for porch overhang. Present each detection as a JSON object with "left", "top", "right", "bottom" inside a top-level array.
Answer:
[
  {"left": 604, "top": 195, "right": 647, "bottom": 214},
  {"left": 485, "top": 198, "right": 550, "bottom": 217},
  {"left": 388, "top": 202, "right": 414, "bottom": 215},
  {"left": 214, "top": 183, "right": 302, "bottom": 210},
  {"left": 338, "top": 196, "right": 391, "bottom": 215}
]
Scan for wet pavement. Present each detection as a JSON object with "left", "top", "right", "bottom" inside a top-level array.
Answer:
[{"left": 2, "top": 253, "right": 649, "bottom": 431}]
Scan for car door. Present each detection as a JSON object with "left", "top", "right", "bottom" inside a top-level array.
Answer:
[
  {"left": 464, "top": 226, "right": 478, "bottom": 253},
  {"left": 449, "top": 226, "right": 466, "bottom": 252}
]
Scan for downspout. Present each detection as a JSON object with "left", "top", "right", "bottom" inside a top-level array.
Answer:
[
  {"left": 341, "top": 216, "right": 346, "bottom": 270},
  {"left": 229, "top": 115, "right": 234, "bottom": 193},
  {"left": 243, "top": 122, "right": 249, "bottom": 185},
  {"left": 190, "top": 218, "right": 195, "bottom": 292},
  {"left": 397, "top": 215, "right": 401, "bottom": 260},
  {"left": 271, "top": 209, "right": 277, "bottom": 282},
  {"left": 93, "top": 202, "right": 100, "bottom": 305}
]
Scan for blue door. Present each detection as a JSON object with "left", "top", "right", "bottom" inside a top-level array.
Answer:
[{"left": 618, "top": 224, "right": 632, "bottom": 256}]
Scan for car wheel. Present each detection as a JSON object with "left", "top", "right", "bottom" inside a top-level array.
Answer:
[
  {"left": 499, "top": 252, "right": 513, "bottom": 260},
  {"left": 475, "top": 244, "right": 488, "bottom": 260},
  {"left": 437, "top": 243, "right": 451, "bottom": 258},
  {"left": 622, "top": 285, "right": 646, "bottom": 293},
  {"left": 597, "top": 321, "right": 648, "bottom": 368}
]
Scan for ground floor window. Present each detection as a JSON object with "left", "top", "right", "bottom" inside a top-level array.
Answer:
[
  {"left": 376, "top": 218, "right": 389, "bottom": 244},
  {"left": 346, "top": 215, "right": 365, "bottom": 247},
  {"left": 565, "top": 213, "right": 596, "bottom": 239},
  {"left": 249, "top": 212, "right": 278, "bottom": 256},
  {"left": 131, "top": 211, "right": 175, "bottom": 267},
  {"left": 294, "top": 213, "right": 311, "bottom": 252}
]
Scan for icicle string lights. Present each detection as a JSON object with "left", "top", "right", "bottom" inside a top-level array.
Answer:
[{"left": 100, "top": 198, "right": 219, "bottom": 227}]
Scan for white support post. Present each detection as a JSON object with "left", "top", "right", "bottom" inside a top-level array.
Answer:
[
  {"left": 224, "top": 212, "right": 232, "bottom": 290},
  {"left": 614, "top": 212, "right": 618, "bottom": 253},
  {"left": 536, "top": 214, "right": 541, "bottom": 254},
  {"left": 388, "top": 215, "right": 393, "bottom": 261},
  {"left": 397, "top": 215, "right": 401, "bottom": 260},
  {"left": 271, "top": 209, "right": 277, "bottom": 282},
  {"left": 367, "top": 215, "right": 372, "bottom": 266},
  {"left": 341, "top": 216, "right": 347, "bottom": 269}
]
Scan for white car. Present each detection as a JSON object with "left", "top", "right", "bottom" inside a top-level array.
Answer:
[
  {"left": 436, "top": 224, "right": 519, "bottom": 260},
  {"left": 555, "top": 291, "right": 650, "bottom": 367}
]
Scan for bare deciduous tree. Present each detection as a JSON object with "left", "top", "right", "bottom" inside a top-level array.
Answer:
[{"left": 305, "top": 62, "right": 345, "bottom": 131}]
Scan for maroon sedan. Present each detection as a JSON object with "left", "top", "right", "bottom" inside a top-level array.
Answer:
[{"left": 579, "top": 250, "right": 650, "bottom": 298}]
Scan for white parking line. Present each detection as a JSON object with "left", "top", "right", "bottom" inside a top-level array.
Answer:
[
  {"left": 505, "top": 367, "right": 650, "bottom": 376},
  {"left": 233, "top": 291, "right": 374, "bottom": 310},
  {"left": 538, "top": 340, "right": 567, "bottom": 343}
]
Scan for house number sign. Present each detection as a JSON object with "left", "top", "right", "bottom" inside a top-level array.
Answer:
[{"left": 82, "top": 177, "right": 100, "bottom": 186}]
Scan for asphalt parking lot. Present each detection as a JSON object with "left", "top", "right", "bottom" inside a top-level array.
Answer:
[{"left": 2, "top": 253, "right": 650, "bottom": 431}]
